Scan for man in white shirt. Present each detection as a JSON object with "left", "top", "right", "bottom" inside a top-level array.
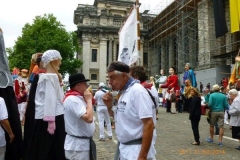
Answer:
[
  {"left": 63, "top": 73, "right": 96, "bottom": 160},
  {"left": 103, "top": 61, "right": 155, "bottom": 160},
  {"left": 94, "top": 82, "right": 112, "bottom": 141},
  {"left": 0, "top": 97, "right": 14, "bottom": 160},
  {"left": 129, "top": 66, "right": 159, "bottom": 146}
]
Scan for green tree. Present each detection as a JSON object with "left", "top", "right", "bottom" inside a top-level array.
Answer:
[{"left": 7, "top": 14, "right": 82, "bottom": 77}]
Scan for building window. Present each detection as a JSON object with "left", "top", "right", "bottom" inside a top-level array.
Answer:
[
  {"left": 143, "top": 52, "right": 148, "bottom": 66},
  {"left": 91, "top": 74, "right": 97, "bottom": 80},
  {"left": 92, "top": 49, "right": 97, "bottom": 62}
]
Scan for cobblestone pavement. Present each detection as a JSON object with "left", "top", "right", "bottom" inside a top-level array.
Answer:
[{"left": 93, "top": 107, "right": 240, "bottom": 160}]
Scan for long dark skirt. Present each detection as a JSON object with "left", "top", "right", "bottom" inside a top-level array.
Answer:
[
  {"left": 0, "top": 86, "right": 22, "bottom": 160},
  {"left": 184, "top": 98, "right": 191, "bottom": 112},
  {"left": 22, "top": 75, "right": 39, "bottom": 159},
  {"left": 25, "top": 115, "right": 66, "bottom": 160}
]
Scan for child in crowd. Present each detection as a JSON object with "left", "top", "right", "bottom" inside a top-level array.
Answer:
[
  {"left": 170, "top": 89, "right": 177, "bottom": 114},
  {"left": 176, "top": 90, "right": 183, "bottom": 113}
]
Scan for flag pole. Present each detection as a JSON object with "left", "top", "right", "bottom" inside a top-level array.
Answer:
[{"left": 136, "top": 0, "right": 141, "bottom": 65}]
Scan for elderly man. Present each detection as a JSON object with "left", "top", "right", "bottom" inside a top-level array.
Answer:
[
  {"left": 228, "top": 89, "right": 240, "bottom": 150},
  {"left": 129, "top": 65, "right": 159, "bottom": 144},
  {"left": 63, "top": 73, "right": 96, "bottom": 160},
  {"left": 103, "top": 61, "right": 155, "bottom": 160},
  {"left": 206, "top": 84, "right": 228, "bottom": 146}
]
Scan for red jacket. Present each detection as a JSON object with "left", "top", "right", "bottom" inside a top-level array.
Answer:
[{"left": 161, "top": 75, "right": 180, "bottom": 92}]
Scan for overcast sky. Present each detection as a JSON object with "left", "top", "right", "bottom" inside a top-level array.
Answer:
[{"left": 0, "top": 0, "right": 173, "bottom": 48}]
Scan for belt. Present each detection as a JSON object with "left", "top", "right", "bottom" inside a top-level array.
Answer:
[
  {"left": 114, "top": 138, "right": 142, "bottom": 160},
  {"left": 122, "top": 137, "right": 142, "bottom": 145},
  {"left": 68, "top": 134, "right": 97, "bottom": 160}
]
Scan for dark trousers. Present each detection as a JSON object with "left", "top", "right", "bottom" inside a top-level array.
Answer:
[
  {"left": 191, "top": 116, "right": 201, "bottom": 142},
  {"left": 177, "top": 102, "right": 183, "bottom": 113},
  {"left": 166, "top": 100, "right": 171, "bottom": 112},
  {"left": 184, "top": 98, "right": 190, "bottom": 112}
]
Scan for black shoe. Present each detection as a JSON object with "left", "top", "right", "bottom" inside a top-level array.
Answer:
[
  {"left": 99, "top": 138, "right": 105, "bottom": 141},
  {"left": 235, "top": 146, "right": 240, "bottom": 150}
]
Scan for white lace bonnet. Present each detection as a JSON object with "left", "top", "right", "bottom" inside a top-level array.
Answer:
[{"left": 42, "top": 50, "right": 62, "bottom": 67}]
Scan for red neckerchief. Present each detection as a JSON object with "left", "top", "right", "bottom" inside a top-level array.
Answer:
[
  {"left": 38, "top": 69, "right": 46, "bottom": 74},
  {"left": 62, "top": 89, "right": 83, "bottom": 102},
  {"left": 140, "top": 81, "right": 153, "bottom": 89}
]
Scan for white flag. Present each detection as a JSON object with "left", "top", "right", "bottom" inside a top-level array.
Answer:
[{"left": 118, "top": 6, "right": 138, "bottom": 66}]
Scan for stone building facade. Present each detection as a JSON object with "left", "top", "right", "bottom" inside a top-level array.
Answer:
[
  {"left": 74, "top": 0, "right": 239, "bottom": 86},
  {"left": 73, "top": 0, "right": 154, "bottom": 89},
  {"left": 148, "top": 0, "right": 240, "bottom": 76}
]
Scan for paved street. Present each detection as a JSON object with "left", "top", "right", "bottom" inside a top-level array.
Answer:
[{"left": 93, "top": 107, "right": 240, "bottom": 160}]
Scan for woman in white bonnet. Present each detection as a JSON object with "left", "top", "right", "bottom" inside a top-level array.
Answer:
[{"left": 26, "top": 50, "right": 66, "bottom": 160}]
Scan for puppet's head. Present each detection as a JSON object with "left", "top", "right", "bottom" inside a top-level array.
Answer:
[
  {"left": 42, "top": 50, "right": 62, "bottom": 82},
  {"left": 20, "top": 69, "right": 28, "bottom": 78}
]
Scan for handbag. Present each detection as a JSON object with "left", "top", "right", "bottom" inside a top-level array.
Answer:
[{"left": 207, "top": 110, "right": 212, "bottom": 124}]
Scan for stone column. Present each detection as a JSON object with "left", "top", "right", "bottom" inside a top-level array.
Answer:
[
  {"left": 99, "top": 38, "right": 107, "bottom": 82},
  {"left": 82, "top": 38, "right": 91, "bottom": 78},
  {"left": 140, "top": 40, "right": 144, "bottom": 65},
  {"left": 169, "top": 38, "right": 174, "bottom": 67},
  {"left": 113, "top": 40, "right": 118, "bottom": 61},
  {"left": 197, "top": 0, "right": 211, "bottom": 69},
  {"left": 108, "top": 39, "right": 113, "bottom": 65},
  {"left": 161, "top": 41, "right": 166, "bottom": 72}
]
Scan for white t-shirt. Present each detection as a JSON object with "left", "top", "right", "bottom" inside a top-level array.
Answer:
[
  {"left": 115, "top": 83, "right": 156, "bottom": 159},
  {"left": 63, "top": 95, "right": 95, "bottom": 151},
  {"left": 0, "top": 97, "right": 8, "bottom": 147},
  {"left": 94, "top": 90, "right": 106, "bottom": 106},
  {"left": 201, "top": 96, "right": 206, "bottom": 106},
  {"left": 148, "top": 86, "right": 159, "bottom": 145},
  {"left": 35, "top": 73, "right": 64, "bottom": 119}
]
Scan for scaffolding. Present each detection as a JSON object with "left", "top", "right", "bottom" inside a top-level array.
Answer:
[{"left": 147, "top": 0, "right": 240, "bottom": 76}]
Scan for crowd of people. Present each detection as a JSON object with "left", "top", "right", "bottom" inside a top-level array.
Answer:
[
  {"left": 1, "top": 46, "right": 240, "bottom": 160},
  {"left": 0, "top": 49, "right": 158, "bottom": 159},
  {"left": 150, "top": 63, "right": 240, "bottom": 149}
]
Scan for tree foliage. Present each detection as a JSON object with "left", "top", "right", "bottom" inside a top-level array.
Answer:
[{"left": 7, "top": 14, "right": 82, "bottom": 77}]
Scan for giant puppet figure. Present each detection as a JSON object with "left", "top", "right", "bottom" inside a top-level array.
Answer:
[
  {"left": 183, "top": 63, "right": 197, "bottom": 87},
  {"left": 0, "top": 28, "right": 22, "bottom": 159},
  {"left": 228, "top": 48, "right": 240, "bottom": 90},
  {"left": 14, "top": 68, "right": 29, "bottom": 96},
  {"left": 28, "top": 53, "right": 42, "bottom": 83}
]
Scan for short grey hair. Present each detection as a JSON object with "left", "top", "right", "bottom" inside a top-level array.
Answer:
[
  {"left": 114, "top": 70, "right": 130, "bottom": 77},
  {"left": 229, "top": 89, "right": 238, "bottom": 95},
  {"left": 114, "top": 70, "right": 123, "bottom": 75},
  {"left": 185, "top": 63, "right": 190, "bottom": 67}
]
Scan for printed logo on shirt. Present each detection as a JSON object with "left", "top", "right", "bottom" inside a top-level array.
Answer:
[
  {"left": 119, "top": 101, "right": 126, "bottom": 105},
  {"left": 117, "top": 101, "right": 127, "bottom": 112}
]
